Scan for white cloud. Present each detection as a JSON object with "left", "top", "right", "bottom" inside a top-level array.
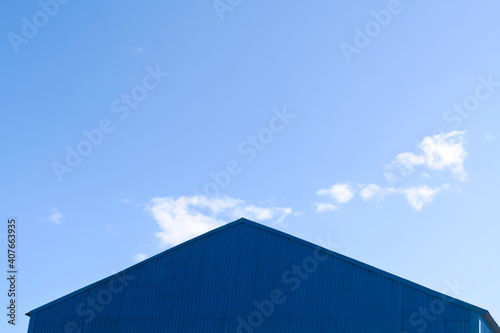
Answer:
[
  {"left": 147, "top": 195, "right": 292, "bottom": 247},
  {"left": 231, "top": 205, "right": 292, "bottom": 223},
  {"left": 314, "top": 202, "right": 338, "bottom": 213},
  {"left": 133, "top": 253, "right": 148, "bottom": 263},
  {"left": 321, "top": 183, "right": 449, "bottom": 211},
  {"left": 389, "top": 131, "right": 468, "bottom": 181},
  {"left": 399, "top": 184, "right": 449, "bottom": 211},
  {"left": 360, "top": 184, "right": 385, "bottom": 201},
  {"left": 361, "top": 184, "right": 400, "bottom": 202},
  {"left": 360, "top": 184, "right": 448, "bottom": 210},
  {"left": 40, "top": 207, "right": 63, "bottom": 224},
  {"left": 486, "top": 134, "right": 496, "bottom": 141},
  {"left": 315, "top": 132, "right": 466, "bottom": 212},
  {"left": 317, "top": 183, "right": 354, "bottom": 203},
  {"left": 132, "top": 46, "right": 143, "bottom": 53}
]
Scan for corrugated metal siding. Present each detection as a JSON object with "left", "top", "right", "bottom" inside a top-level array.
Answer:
[
  {"left": 29, "top": 221, "right": 475, "bottom": 332},
  {"left": 482, "top": 318, "right": 494, "bottom": 333}
]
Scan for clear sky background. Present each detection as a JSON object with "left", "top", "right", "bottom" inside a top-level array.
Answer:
[{"left": 1, "top": 0, "right": 500, "bottom": 332}]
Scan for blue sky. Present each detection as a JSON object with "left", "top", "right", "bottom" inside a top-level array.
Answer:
[{"left": 1, "top": 0, "right": 500, "bottom": 331}]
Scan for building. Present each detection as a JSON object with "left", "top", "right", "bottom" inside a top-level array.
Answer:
[{"left": 26, "top": 218, "right": 499, "bottom": 332}]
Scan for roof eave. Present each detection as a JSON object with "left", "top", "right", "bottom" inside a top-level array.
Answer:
[{"left": 484, "top": 311, "right": 500, "bottom": 333}]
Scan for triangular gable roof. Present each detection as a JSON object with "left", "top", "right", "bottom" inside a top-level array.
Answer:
[{"left": 26, "top": 218, "right": 500, "bottom": 332}]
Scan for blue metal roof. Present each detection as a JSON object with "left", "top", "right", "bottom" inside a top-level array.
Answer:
[{"left": 27, "top": 218, "right": 499, "bottom": 332}]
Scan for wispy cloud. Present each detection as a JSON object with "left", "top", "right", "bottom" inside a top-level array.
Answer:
[
  {"left": 387, "top": 131, "right": 468, "bottom": 181},
  {"left": 40, "top": 207, "right": 63, "bottom": 224},
  {"left": 315, "top": 131, "right": 465, "bottom": 212},
  {"left": 230, "top": 205, "right": 292, "bottom": 223},
  {"left": 314, "top": 202, "right": 338, "bottom": 213},
  {"left": 318, "top": 182, "right": 448, "bottom": 211},
  {"left": 360, "top": 184, "right": 386, "bottom": 201},
  {"left": 133, "top": 253, "right": 148, "bottom": 263},
  {"left": 486, "top": 134, "right": 496, "bottom": 141},
  {"left": 146, "top": 195, "right": 292, "bottom": 247},
  {"left": 360, "top": 183, "right": 449, "bottom": 210},
  {"left": 400, "top": 184, "right": 449, "bottom": 211},
  {"left": 317, "top": 183, "right": 354, "bottom": 203}
]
